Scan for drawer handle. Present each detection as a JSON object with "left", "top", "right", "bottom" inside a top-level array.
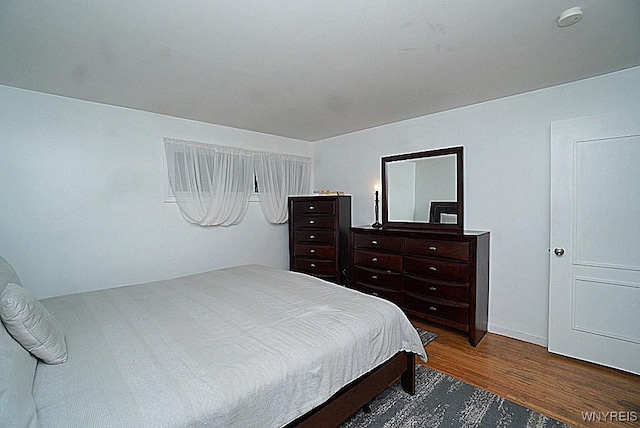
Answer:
[
  {"left": 371, "top": 240, "right": 378, "bottom": 245},
  {"left": 429, "top": 246, "right": 437, "bottom": 251},
  {"left": 309, "top": 220, "right": 315, "bottom": 224},
  {"left": 429, "top": 286, "right": 437, "bottom": 291},
  {"left": 309, "top": 249, "right": 315, "bottom": 253},
  {"left": 309, "top": 206, "right": 315, "bottom": 210},
  {"left": 429, "top": 266, "right": 437, "bottom": 271},
  {"left": 371, "top": 275, "right": 378, "bottom": 280},
  {"left": 372, "top": 257, "right": 378, "bottom": 262},
  {"left": 309, "top": 235, "right": 315, "bottom": 239},
  {"left": 310, "top": 263, "right": 316, "bottom": 268},
  {"left": 429, "top": 306, "right": 437, "bottom": 311}
]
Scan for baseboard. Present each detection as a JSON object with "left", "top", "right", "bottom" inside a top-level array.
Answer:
[{"left": 487, "top": 324, "right": 548, "bottom": 348}]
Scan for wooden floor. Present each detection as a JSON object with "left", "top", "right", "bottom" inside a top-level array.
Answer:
[{"left": 411, "top": 319, "right": 640, "bottom": 428}]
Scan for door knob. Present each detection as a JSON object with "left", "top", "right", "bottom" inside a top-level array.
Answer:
[{"left": 554, "top": 247, "right": 565, "bottom": 256}]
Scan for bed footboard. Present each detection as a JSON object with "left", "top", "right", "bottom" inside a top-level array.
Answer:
[{"left": 287, "top": 351, "right": 416, "bottom": 428}]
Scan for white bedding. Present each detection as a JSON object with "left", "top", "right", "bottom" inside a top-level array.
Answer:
[{"left": 33, "top": 265, "right": 426, "bottom": 428}]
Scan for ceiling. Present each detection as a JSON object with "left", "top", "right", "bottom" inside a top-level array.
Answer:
[{"left": 1, "top": 1, "right": 639, "bottom": 142}]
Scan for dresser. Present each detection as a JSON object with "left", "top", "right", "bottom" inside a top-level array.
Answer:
[
  {"left": 349, "top": 226, "right": 489, "bottom": 346},
  {"left": 288, "top": 196, "right": 351, "bottom": 284}
]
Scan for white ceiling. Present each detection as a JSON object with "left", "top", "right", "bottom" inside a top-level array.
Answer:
[{"left": 1, "top": 1, "right": 639, "bottom": 142}]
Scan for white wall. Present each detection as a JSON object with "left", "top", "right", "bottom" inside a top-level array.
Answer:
[
  {"left": 313, "top": 66, "right": 640, "bottom": 346},
  {"left": 0, "top": 85, "right": 313, "bottom": 299}
]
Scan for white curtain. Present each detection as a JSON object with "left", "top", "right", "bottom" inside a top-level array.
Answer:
[
  {"left": 254, "top": 152, "right": 311, "bottom": 224},
  {"left": 164, "top": 138, "right": 254, "bottom": 226}
]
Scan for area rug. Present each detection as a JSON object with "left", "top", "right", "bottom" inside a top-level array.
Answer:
[
  {"left": 342, "top": 365, "right": 570, "bottom": 428},
  {"left": 416, "top": 327, "right": 438, "bottom": 347}
]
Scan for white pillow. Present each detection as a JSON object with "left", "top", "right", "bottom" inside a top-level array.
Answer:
[{"left": 0, "top": 283, "right": 67, "bottom": 364}]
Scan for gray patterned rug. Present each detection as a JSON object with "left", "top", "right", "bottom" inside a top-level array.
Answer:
[
  {"left": 342, "top": 365, "right": 570, "bottom": 428},
  {"left": 416, "top": 327, "right": 437, "bottom": 347}
]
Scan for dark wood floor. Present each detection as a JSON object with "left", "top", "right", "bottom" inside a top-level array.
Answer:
[{"left": 411, "top": 319, "right": 640, "bottom": 428}]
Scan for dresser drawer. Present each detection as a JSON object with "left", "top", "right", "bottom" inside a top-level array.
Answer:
[
  {"left": 353, "top": 266, "right": 402, "bottom": 290},
  {"left": 404, "top": 256, "right": 469, "bottom": 284},
  {"left": 293, "top": 259, "right": 336, "bottom": 275},
  {"left": 404, "top": 275, "right": 469, "bottom": 303},
  {"left": 404, "top": 238, "right": 470, "bottom": 262},
  {"left": 352, "top": 283, "right": 403, "bottom": 306},
  {"left": 354, "top": 250, "right": 402, "bottom": 272},
  {"left": 293, "top": 230, "right": 335, "bottom": 244},
  {"left": 403, "top": 293, "right": 468, "bottom": 325},
  {"left": 293, "top": 244, "right": 336, "bottom": 260},
  {"left": 292, "top": 200, "right": 335, "bottom": 215},
  {"left": 353, "top": 233, "right": 402, "bottom": 252},
  {"left": 293, "top": 215, "right": 335, "bottom": 229}
]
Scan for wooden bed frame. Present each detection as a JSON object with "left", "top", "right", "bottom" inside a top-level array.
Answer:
[{"left": 287, "top": 352, "right": 416, "bottom": 427}]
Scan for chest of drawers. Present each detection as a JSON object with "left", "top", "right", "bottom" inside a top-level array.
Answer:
[
  {"left": 350, "top": 226, "right": 490, "bottom": 346},
  {"left": 288, "top": 196, "right": 351, "bottom": 284}
]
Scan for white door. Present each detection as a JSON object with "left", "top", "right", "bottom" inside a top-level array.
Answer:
[{"left": 549, "top": 111, "right": 640, "bottom": 375}]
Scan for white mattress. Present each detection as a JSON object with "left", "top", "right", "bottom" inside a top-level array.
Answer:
[{"left": 33, "top": 265, "right": 426, "bottom": 427}]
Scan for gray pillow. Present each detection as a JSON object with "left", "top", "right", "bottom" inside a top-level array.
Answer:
[
  {"left": 0, "top": 321, "right": 38, "bottom": 427},
  {"left": 0, "top": 283, "right": 67, "bottom": 364}
]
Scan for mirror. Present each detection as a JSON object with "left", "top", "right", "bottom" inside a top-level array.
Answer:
[{"left": 382, "top": 146, "right": 463, "bottom": 233}]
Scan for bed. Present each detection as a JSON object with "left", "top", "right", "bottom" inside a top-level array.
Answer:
[{"left": 0, "top": 258, "right": 426, "bottom": 427}]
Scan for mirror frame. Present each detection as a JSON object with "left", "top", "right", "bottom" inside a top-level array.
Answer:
[{"left": 381, "top": 146, "right": 464, "bottom": 233}]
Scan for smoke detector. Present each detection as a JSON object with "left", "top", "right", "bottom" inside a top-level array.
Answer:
[{"left": 557, "top": 7, "right": 584, "bottom": 27}]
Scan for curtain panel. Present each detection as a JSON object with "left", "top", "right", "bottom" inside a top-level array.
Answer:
[
  {"left": 254, "top": 152, "right": 311, "bottom": 224},
  {"left": 164, "top": 138, "right": 254, "bottom": 226},
  {"left": 164, "top": 138, "right": 311, "bottom": 226}
]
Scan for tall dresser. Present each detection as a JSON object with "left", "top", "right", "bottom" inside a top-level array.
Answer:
[
  {"left": 350, "top": 226, "right": 489, "bottom": 346},
  {"left": 288, "top": 196, "right": 351, "bottom": 284}
]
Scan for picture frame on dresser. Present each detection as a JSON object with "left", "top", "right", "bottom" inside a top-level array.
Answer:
[{"left": 429, "top": 201, "right": 458, "bottom": 224}]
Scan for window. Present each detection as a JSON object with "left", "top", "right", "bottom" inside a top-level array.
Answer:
[{"left": 163, "top": 138, "right": 310, "bottom": 225}]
